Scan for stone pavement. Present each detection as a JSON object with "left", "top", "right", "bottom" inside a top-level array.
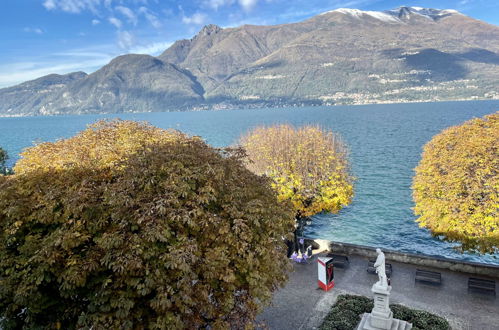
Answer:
[{"left": 257, "top": 253, "right": 499, "bottom": 330}]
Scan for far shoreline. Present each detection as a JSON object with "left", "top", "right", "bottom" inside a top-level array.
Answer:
[{"left": 1, "top": 97, "right": 499, "bottom": 119}]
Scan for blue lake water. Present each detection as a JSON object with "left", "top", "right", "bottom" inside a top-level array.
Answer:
[{"left": 1, "top": 100, "right": 498, "bottom": 264}]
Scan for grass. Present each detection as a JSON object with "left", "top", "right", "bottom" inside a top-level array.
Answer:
[{"left": 320, "top": 294, "right": 450, "bottom": 330}]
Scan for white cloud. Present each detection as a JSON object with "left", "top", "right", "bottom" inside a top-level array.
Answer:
[
  {"left": 115, "top": 5, "right": 138, "bottom": 25},
  {"left": 203, "top": 0, "right": 263, "bottom": 11},
  {"left": 43, "top": 0, "right": 56, "bottom": 10},
  {"left": 117, "top": 30, "right": 134, "bottom": 49},
  {"left": 130, "top": 41, "right": 173, "bottom": 55},
  {"left": 182, "top": 12, "right": 208, "bottom": 25},
  {"left": 42, "top": 0, "right": 101, "bottom": 14},
  {"left": 162, "top": 8, "right": 174, "bottom": 16},
  {"left": 47, "top": 3, "right": 162, "bottom": 29},
  {"left": 24, "top": 27, "right": 44, "bottom": 34},
  {"left": 204, "top": 0, "right": 259, "bottom": 11},
  {"left": 139, "top": 7, "right": 162, "bottom": 28},
  {"left": 238, "top": 0, "right": 258, "bottom": 11},
  {"left": 0, "top": 52, "right": 113, "bottom": 88},
  {"left": 146, "top": 13, "right": 162, "bottom": 28},
  {"left": 205, "top": 0, "right": 234, "bottom": 10},
  {"left": 54, "top": 49, "right": 114, "bottom": 58},
  {"left": 109, "top": 17, "right": 123, "bottom": 28}
]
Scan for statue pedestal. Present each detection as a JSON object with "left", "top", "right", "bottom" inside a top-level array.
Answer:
[{"left": 356, "top": 284, "right": 412, "bottom": 330}]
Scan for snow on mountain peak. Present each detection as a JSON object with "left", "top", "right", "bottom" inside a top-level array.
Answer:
[
  {"left": 388, "top": 7, "right": 462, "bottom": 20},
  {"left": 321, "top": 7, "right": 462, "bottom": 23},
  {"left": 323, "top": 8, "right": 401, "bottom": 23}
]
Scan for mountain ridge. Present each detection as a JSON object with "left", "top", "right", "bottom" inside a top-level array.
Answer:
[{"left": 1, "top": 6, "right": 498, "bottom": 116}]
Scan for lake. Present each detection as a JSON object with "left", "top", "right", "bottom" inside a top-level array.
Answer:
[{"left": 1, "top": 100, "right": 498, "bottom": 264}]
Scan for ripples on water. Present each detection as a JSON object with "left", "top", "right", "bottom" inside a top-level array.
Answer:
[{"left": 1, "top": 100, "right": 498, "bottom": 264}]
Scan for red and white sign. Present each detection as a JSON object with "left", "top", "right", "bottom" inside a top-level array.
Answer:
[{"left": 318, "top": 257, "right": 335, "bottom": 291}]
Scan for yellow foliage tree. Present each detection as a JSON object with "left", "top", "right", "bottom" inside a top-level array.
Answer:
[
  {"left": 413, "top": 112, "right": 499, "bottom": 253},
  {"left": 0, "top": 120, "right": 294, "bottom": 329},
  {"left": 239, "top": 124, "right": 354, "bottom": 219}
]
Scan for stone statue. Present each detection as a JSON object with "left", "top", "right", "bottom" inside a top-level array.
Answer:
[
  {"left": 357, "top": 248, "right": 412, "bottom": 329},
  {"left": 374, "top": 248, "right": 388, "bottom": 288}
]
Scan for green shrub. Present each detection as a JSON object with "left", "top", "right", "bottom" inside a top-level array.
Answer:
[
  {"left": 391, "top": 305, "right": 450, "bottom": 330},
  {"left": 320, "top": 294, "right": 450, "bottom": 330},
  {"left": 320, "top": 295, "right": 372, "bottom": 330},
  {"left": 0, "top": 120, "right": 294, "bottom": 329}
]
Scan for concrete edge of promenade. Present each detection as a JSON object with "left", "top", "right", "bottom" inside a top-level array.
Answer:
[{"left": 307, "top": 238, "right": 499, "bottom": 278}]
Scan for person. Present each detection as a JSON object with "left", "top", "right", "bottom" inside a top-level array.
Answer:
[
  {"left": 374, "top": 248, "right": 388, "bottom": 288},
  {"left": 298, "top": 237, "right": 305, "bottom": 254},
  {"left": 290, "top": 249, "right": 311, "bottom": 263},
  {"left": 286, "top": 238, "right": 294, "bottom": 257},
  {"left": 306, "top": 245, "right": 313, "bottom": 258}
]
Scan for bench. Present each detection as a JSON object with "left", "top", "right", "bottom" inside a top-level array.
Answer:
[
  {"left": 468, "top": 277, "right": 496, "bottom": 296},
  {"left": 367, "top": 260, "right": 392, "bottom": 277},
  {"left": 326, "top": 253, "right": 350, "bottom": 268},
  {"left": 415, "top": 269, "right": 442, "bottom": 285}
]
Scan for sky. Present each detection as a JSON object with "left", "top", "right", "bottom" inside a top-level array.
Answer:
[{"left": 0, "top": 0, "right": 498, "bottom": 88}]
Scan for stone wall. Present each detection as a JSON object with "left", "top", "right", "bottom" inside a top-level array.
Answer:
[{"left": 306, "top": 238, "right": 499, "bottom": 278}]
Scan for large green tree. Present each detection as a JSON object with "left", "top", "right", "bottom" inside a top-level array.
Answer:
[
  {"left": 413, "top": 112, "right": 498, "bottom": 253},
  {"left": 0, "top": 120, "right": 294, "bottom": 329},
  {"left": 239, "top": 124, "right": 354, "bottom": 220}
]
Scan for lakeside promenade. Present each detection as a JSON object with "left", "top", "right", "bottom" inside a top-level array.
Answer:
[{"left": 257, "top": 251, "right": 499, "bottom": 330}]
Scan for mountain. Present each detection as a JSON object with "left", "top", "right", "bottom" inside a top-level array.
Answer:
[
  {"left": 44, "top": 54, "right": 205, "bottom": 115},
  {"left": 206, "top": 7, "right": 499, "bottom": 105},
  {"left": 1, "top": 6, "right": 499, "bottom": 116},
  {"left": 0, "top": 55, "right": 204, "bottom": 116},
  {"left": 0, "top": 72, "right": 87, "bottom": 116}
]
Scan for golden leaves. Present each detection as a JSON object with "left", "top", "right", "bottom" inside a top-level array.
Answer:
[
  {"left": 14, "top": 120, "right": 186, "bottom": 175},
  {"left": 413, "top": 112, "right": 499, "bottom": 253},
  {"left": 239, "top": 124, "right": 354, "bottom": 218},
  {"left": 0, "top": 119, "right": 294, "bottom": 329}
]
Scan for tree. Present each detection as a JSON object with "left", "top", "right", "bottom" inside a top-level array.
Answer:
[
  {"left": 0, "top": 147, "right": 7, "bottom": 174},
  {"left": 239, "top": 124, "right": 354, "bottom": 221},
  {"left": 413, "top": 112, "right": 499, "bottom": 254},
  {"left": 0, "top": 120, "right": 294, "bottom": 329}
]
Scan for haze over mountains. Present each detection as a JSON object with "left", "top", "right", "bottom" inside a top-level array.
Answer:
[{"left": 1, "top": 6, "right": 499, "bottom": 116}]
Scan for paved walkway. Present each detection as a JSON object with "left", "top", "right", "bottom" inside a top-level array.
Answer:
[{"left": 257, "top": 253, "right": 499, "bottom": 330}]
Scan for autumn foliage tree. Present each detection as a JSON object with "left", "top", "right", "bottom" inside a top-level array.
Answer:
[
  {"left": 0, "top": 120, "right": 294, "bottom": 329},
  {"left": 239, "top": 124, "right": 354, "bottom": 220},
  {"left": 413, "top": 112, "right": 499, "bottom": 253}
]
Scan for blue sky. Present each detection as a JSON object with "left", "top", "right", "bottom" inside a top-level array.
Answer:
[{"left": 0, "top": 0, "right": 498, "bottom": 88}]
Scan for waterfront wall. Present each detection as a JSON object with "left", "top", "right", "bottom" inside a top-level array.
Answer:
[{"left": 306, "top": 238, "right": 499, "bottom": 278}]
